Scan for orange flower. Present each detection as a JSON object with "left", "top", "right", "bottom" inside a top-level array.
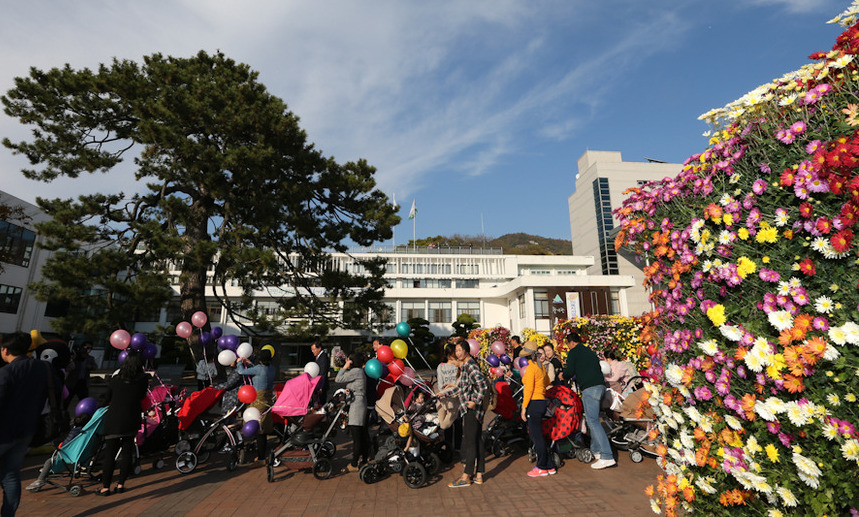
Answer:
[
  {"left": 794, "top": 313, "right": 813, "bottom": 331},
  {"left": 778, "top": 329, "right": 795, "bottom": 346},
  {"left": 783, "top": 374, "right": 806, "bottom": 393},
  {"left": 740, "top": 393, "right": 757, "bottom": 420}
]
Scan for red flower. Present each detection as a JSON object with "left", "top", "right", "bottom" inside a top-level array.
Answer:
[
  {"left": 779, "top": 169, "right": 795, "bottom": 187},
  {"left": 831, "top": 229, "right": 854, "bottom": 252},
  {"left": 830, "top": 176, "right": 846, "bottom": 195},
  {"left": 799, "top": 202, "right": 814, "bottom": 219},
  {"left": 849, "top": 176, "right": 859, "bottom": 199},
  {"left": 799, "top": 258, "right": 816, "bottom": 276},
  {"left": 815, "top": 217, "right": 833, "bottom": 234}
]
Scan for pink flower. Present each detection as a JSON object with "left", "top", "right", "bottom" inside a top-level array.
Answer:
[
  {"left": 776, "top": 129, "right": 796, "bottom": 144},
  {"left": 752, "top": 179, "right": 768, "bottom": 195},
  {"left": 812, "top": 317, "right": 829, "bottom": 330},
  {"left": 806, "top": 140, "right": 822, "bottom": 154},
  {"left": 790, "top": 121, "right": 807, "bottom": 135}
]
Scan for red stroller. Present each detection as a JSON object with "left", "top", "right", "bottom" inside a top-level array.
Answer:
[{"left": 541, "top": 384, "right": 592, "bottom": 465}]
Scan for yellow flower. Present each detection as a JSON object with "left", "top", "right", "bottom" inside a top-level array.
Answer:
[
  {"left": 736, "top": 256, "right": 756, "bottom": 279},
  {"left": 765, "top": 444, "right": 779, "bottom": 463},
  {"left": 756, "top": 222, "right": 778, "bottom": 243},
  {"left": 762, "top": 256, "right": 770, "bottom": 263},
  {"left": 737, "top": 228, "right": 749, "bottom": 240},
  {"left": 723, "top": 213, "right": 734, "bottom": 226},
  {"left": 707, "top": 304, "right": 727, "bottom": 327}
]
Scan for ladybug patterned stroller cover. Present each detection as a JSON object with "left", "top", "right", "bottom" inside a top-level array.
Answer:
[{"left": 542, "top": 384, "right": 583, "bottom": 441}]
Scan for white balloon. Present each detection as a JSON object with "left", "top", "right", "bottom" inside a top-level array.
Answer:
[
  {"left": 599, "top": 360, "right": 612, "bottom": 377},
  {"left": 242, "top": 407, "right": 261, "bottom": 422},
  {"left": 236, "top": 342, "right": 253, "bottom": 359},
  {"left": 218, "top": 349, "right": 237, "bottom": 367},
  {"left": 304, "top": 361, "right": 320, "bottom": 378}
]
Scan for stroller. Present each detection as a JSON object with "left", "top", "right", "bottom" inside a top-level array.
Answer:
[
  {"left": 602, "top": 376, "right": 659, "bottom": 463},
  {"left": 42, "top": 407, "right": 109, "bottom": 497},
  {"left": 540, "top": 383, "right": 590, "bottom": 466},
  {"left": 134, "top": 384, "right": 183, "bottom": 472},
  {"left": 266, "top": 375, "right": 349, "bottom": 483},
  {"left": 360, "top": 383, "right": 450, "bottom": 489},
  {"left": 175, "top": 387, "right": 246, "bottom": 473},
  {"left": 483, "top": 379, "right": 530, "bottom": 458}
]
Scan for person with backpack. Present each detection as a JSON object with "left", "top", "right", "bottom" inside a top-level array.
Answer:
[{"left": 520, "top": 342, "right": 555, "bottom": 477}]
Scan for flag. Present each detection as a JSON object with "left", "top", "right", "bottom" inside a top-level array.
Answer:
[
  {"left": 392, "top": 193, "right": 398, "bottom": 209},
  {"left": 408, "top": 199, "right": 416, "bottom": 220}
]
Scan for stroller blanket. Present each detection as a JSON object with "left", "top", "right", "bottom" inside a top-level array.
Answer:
[
  {"left": 272, "top": 373, "right": 322, "bottom": 417},
  {"left": 177, "top": 387, "right": 225, "bottom": 430},
  {"left": 542, "top": 384, "right": 583, "bottom": 441}
]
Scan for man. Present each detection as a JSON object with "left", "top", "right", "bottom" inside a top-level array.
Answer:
[
  {"left": 311, "top": 342, "right": 330, "bottom": 404},
  {"left": 542, "top": 343, "right": 563, "bottom": 385},
  {"left": 65, "top": 341, "right": 96, "bottom": 408},
  {"left": 0, "top": 332, "right": 49, "bottom": 516},
  {"left": 561, "top": 331, "right": 616, "bottom": 470},
  {"left": 509, "top": 336, "right": 523, "bottom": 361}
]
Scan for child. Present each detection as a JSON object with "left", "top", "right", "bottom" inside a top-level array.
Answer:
[
  {"left": 26, "top": 414, "right": 91, "bottom": 492},
  {"left": 196, "top": 358, "right": 217, "bottom": 391}
]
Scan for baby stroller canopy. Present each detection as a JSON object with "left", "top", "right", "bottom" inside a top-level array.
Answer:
[{"left": 272, "top": 373, "right": 322, "bottom": 417}]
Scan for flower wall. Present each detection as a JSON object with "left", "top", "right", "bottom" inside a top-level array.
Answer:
[
  {"left": 553, "top": 315, "right": 648, "bottom": 370},
  {"left": 615, "top": 5, "right": 859, "bottom": 515}
]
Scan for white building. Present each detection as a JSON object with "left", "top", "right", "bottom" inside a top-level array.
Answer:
[
  {"left": 0, "top": 191, "right": 56, "bottom": 335},
  {"left": 569, "top": 150, "right": 682, "bottom": 316}
]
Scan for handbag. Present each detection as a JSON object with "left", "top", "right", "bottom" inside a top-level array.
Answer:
[{"left": 543, "top": 397, "right": 559, "bottom": 419}]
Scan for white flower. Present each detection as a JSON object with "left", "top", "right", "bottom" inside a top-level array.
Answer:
[
  {"left": 823, "top": 344, "right": 841, "bottom": 360},
  {"left": 724, "top": 414, "right": 743, "bottom": 430},
  {"left": 842, "top": 321, "right": 859, "bottom": 344},
  {"left": 745, "top": 351, "right": 764, "bottom": 373},
  {"left": 665, "top": 364, "right": 683, "bottom": 387},
  {"left": 754, "top": 400, "right": 777, "bottom": 421},
  {"left": 774, "top": 211, "right": 789, "bottom": 227},
  {"left": 768, "top": 310, "right": 793, "bottom": 331},
  {"left": 764, "top": 397, "right": 787, "bottom": 414},
  {"left": 695, "top": 476, "right": 717, "bottom": 494},
  {"left": 814, "top": 295, "right": 834, "bottom": 314},
  {"left": 798, "top": 470, "right": 820, "bottom": 488},
  {"left": 719, "top": 193, "right": 734, "bottom": 206},
  {"left": 650, "top": 499, "right": 661, "bottom": 514},
  {"left": 777, "top": 486, "right": 798, "bottom": 507},
  {"left": 698, "top": 339, "right": 718, "bottom": 356},
  {"left": 785, "top": 402, "right": 811, "bottom": 427},
  {"left": 777, "top": 281, "right": 792, "bottom": 295},
  {"left": 827, "top": 393, "right": 841, "bottom": 407},
  {"left": 829, "top": 325, "right": 848, "bottom": 346},
  {"left": 768, "top": 510, "right": 784, "bottom": 517},
  {"left": 720, "top": 325, "right": 743, "bottom": 342},
  {"left": 822, "top": 421, "right": 839, "bottom": 440},
  {"left": 842, "top": 439, "right": 859, "bottom": 461},
  {"left": 792, "top": 452, "right": 822, "bottom": 478},
  {"left": 684, "top": 406, "right": 702, "bottom": 423}
]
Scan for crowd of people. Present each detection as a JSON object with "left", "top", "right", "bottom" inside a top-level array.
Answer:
[{"left": 0, "top": 327, "right": 639, "bottom": 514}]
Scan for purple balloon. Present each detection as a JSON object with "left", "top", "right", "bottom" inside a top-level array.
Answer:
[
  {"left": 380, "top": 364, "right": 389, "bottom": 379},
  {"left": 118, "top": 350, "right": 129, "bottom": 364},
  {"left": 130, "top": 333, "right": 147, "bottom": 351},
  {"left": 486, "top": 354, "right": 500, "bottom": 367},
  {"left": 242, "top": 419, "right": 260, "bottom": 438},
  {"left": 223, "top": 335, "right": 239, "bottom": 351},
  {"left": 141, "top": 343, "right": 157, "bottom": 360},
  {"left": 211, "top": 326, "right": 223, "bottom": 339},
  {"left": 517, "top": 356, "right": 529, "bottom": 369},
  {"left": 499, "top": 354, "right": 511, "bottom": 365},
  {"left": 75, "top": 397, "right": 98, "bottom": 417},
  {"left": 200, "top": 331, "right": 212, "bottom": 347}
]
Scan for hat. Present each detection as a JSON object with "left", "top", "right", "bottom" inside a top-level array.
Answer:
[
  {"left": 259, "top": 349, "right": 273, "bottom": 362},
  {"left": 518, "top": 341, "right": 540, "bottom": 357}
]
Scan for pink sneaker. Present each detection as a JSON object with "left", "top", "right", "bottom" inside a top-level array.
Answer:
[
  {"left": 546, "top": 468, "right": 557, "bottom": 475},
  {"left": 527, "top": 467, "right": 549, "bottom": 477}
]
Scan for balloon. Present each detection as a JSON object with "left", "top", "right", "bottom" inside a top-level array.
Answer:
[
  {"left": 398, "top": 422, "right": 411, "bottom": 437},
  {"left": 211, "top": 326, "right": 223, "bottom": 339},
  {"left": 191, "top": 311, "right": 208, "bottom": 328},
  {"left": 238, "top": 385, "right": 257, "bottom": 405},
  {"left": 517, "top": 356, "right": 529, "bottom": 369},
  {"left": 376, "top": 345, "right": 394, "bottom": 363},
  {"left": 468, "top": 339, "right": 480, "bottom": 357},
  {"left": 109, "top": 330, "right": 131, "bottom": 350},
  {"left": 242, "top": 419, "right": 260, "bottom": 438},
  {"left": 236, "top": 342, "right": 253, "bottom": 359},
  {"left": 30, "top": 329, "right": 47, "bottom": 350},
  {"left": 600, "top": 360, "right": 612, "bottom": 376},
  {"left": 396, "top": 322, "right": 411, "bottom": 337},
  {"left": 141, "top": 343, "right": 157, "bottom": 360},
  {"left": 75, "top": 397, "right": 99, "bottom": 417},
  {"left": 499, "top": 354, "right": 511, "bottom": 365},
  {"left": 486, "top": 354, "right": 500, "bottom": 367},
  {"left": 261, "top": 344, "right": 275, "bottom": 357},
  {"left": 129, "top": 333, "right": 147, "bottom": 351},
  {"left": 218, "top": 349, "right": 237, "bottom": 367},
  {"left": 390, "top": 339, "right": 408, "bottom": 359},
  {"left": 242, "top": 407, "right": 261, "bottom": 423},
  {"left": 200, "top": 331, "right": 212, "bottom": 347},
  {"left": 389, "top": 358, "right": 405, "bottom": 379},
  {"left": 489, "top": 367, "right": 500, "bottom": 377},
  {"left": 223, "top": 335, "right": 239, "bottom": 351},
  {"left": 118, "top": 350, "right": 129, "bottom": 364},
  {"left": 400, "top": 367, "right": 415, "bottom": 386},
  {"left": 491, "top": 341, "right": 506, "bottom": 356},
  {"left": 176, "top": 321, "right": 193, "bottom": 339},
  {"left": 304, "top": 362, "right": 320, "bottom": 378},
  {"left": 364, "top": 358, "right": 383, "bottom": 379}
]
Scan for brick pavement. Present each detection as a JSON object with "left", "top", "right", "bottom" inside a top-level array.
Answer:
[{"left": 17, "top": 439, "right": 660, "bottom": 517}]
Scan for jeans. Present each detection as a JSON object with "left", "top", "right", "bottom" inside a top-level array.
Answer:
[
  {"left": 581, "top": 385, "right": 613, "bottom": 461},
  {"left": 526, "top": 400, "right": 553, "bottom": 470},
  {"left": 0, "top": 436, "right": 32, "bottom": 517},
  {"left": 461, "top": 410, "right": 485, "bottom": 477}
]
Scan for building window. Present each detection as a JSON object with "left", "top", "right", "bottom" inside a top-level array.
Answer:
[
  {"left": 530, "top": 269, "right": 551, "bottom": 275},
  {"left": 0, "top": 284, "right": 23, "bottom": 314},
  {"left": 0, "top": 221, "right": 36, "bottom": 268},
  {"left": 593, "top": 177, "right": 619, "bottom": 275},
  {"left": 257, "top": 300, "right": 281, "bottom": 316},
  {"left": 518, "top": 294, "right": 526, "bottom": 319},
  {"left": 422, "top": 279, "right": 451, "bottom": 288},
  {"left": 455, "top": 263, "right": 479, "bottom": 274},
  {"left": 429, "top": 301, "right": 451, "bottom": 323},
  {"left": 207, "top": 303, "right": 223, "bottom": 323},
  {"left": 457, "top": 301, "right": 480, "bottom": 321},
  {"left": 534, "top": 290, "right": 549, "bottom": 319},
  {"left": 373, "top": 302, "right": 395, "bottom": 325},
  {"left": 610, "top": 290, "right": 620, "bottom": 314},
  {"left": 44, "top": 299, "right": 69, "bottom": 318},
  {"left": 456, "top": 279, "right": 478, "bottom": 288},
  {"left": 401, "top": 301, "right": 425, "bottom": 320}
]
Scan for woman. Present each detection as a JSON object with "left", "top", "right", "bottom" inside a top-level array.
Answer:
[
  {"left": 444, "top": 340, "right": 488, "bottom": 488},
  {"left": 99, "top": 351, "right": 149, "bottom": 495},
  {"left": 335, "top": 352, "right": 369, "bottom": 471},
  {"left": 237, "top": 348, "right": 276, "bottom": 462},
  {"left": 604, "top": 351, "right": 636, "bottom": 394},
  {"left": 520, "top": 341, "right": 555, "bottom": 477}
]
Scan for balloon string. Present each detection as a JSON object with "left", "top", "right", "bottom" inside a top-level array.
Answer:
[
  {"left": 405, "top": 337, "right": 434, "bottom": 371},
  {"left": 401, "top": 357, "right": 424, "bottom": 382}
]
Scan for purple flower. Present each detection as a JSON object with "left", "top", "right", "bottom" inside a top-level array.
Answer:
[{"left": 759, "top": 162, "right": 771, "bottom": 174}]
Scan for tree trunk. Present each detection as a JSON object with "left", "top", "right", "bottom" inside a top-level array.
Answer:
[{"left": 180, "top": 198, "right": 212, "bottom": 322}]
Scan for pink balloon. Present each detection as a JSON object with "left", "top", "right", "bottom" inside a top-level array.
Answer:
[
  {"left": 467, "top": 339, "right": 480, "bottom": 357},
  {"left": 176, "top": 321, "right": 193, "bottom": 339},
  {"left": 400, "top": 367, "right": 415, "bottom": 386},
  {"left": 491, "top": 340, "right": 506, "bottom": 356},
  {"left": 109, "top": 329, "right": 131, "bottom": 350},
  {"left": 191, "top": 311, "right": 208, "bottom": 328}
]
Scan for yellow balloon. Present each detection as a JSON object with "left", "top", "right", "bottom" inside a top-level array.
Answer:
[
  {"left": 398, "top": 422, "right": 411, "bottom": 438},
  {"left": 261, "top": 344, "right": 276, "bottom": 357},
  {"left": 390, "top": 339, "right": 408, "bottom": 359},
  {"left": 30, "top": 329, "right": 46, "bottom": 351}
]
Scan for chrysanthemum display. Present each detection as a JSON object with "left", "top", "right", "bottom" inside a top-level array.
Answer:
[
  {"left": 615, "top": 4, "right": 859, "bottom": 515},
  {"left": 553, "top": 315, "right": 647, "bottom": 369}
]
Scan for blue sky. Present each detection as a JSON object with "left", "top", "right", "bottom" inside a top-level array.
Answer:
[{"left": 0, "top": 0, "right": 849, "bottom": 244}]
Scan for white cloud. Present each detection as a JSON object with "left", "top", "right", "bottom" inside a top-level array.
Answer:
[{"left": 747, "top": 0, "right": 833, "bottom": 14}]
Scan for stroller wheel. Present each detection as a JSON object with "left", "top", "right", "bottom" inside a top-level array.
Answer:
[
  {"left": 133, "top": 464, "right": 142, "bottom": 476},
  {"left": 312, "top": 440, "right": 336, "bottom": 459},
  {"left": 153, "top": 459, "right": 165, "bottom": 470},
  {"left": 69, "top": 485, "right": 83, "bottom": 497},
  {"left": 358, "top": 464, "right": 376, "bottom": 484},
  {"left": 425, "top": 452, "right": 441, "bottom": 476},
  {"left": 576, "top": 449, "right": 594, "bottom": 464},
  {"left": 176, "top": 451, "right": 198, "bottom": 474},
  {"left": 312, "top": 458, "right": 333, "bottom": 480},
  {"left": 266, "top": 453, "right": 275, "bottom": 483},
  {"left": 402, "top": 462, "right": 426, "bottom": 489},
  {"left": 552, "top": 452, "right": 565, "bottom": 469},
  {"left": 492, "top": 441, "right": 509, "bottom": 458},
  {"left": 227, "top": 457, "right": 238, "bottom": 472},
  {"left": 175, "top": 440, "right": 191, "bottom": 455},
  {"left": 629, "top": 449, "right": 644, "bottom": 463}
]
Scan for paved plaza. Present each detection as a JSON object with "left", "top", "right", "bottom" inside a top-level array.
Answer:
[{"left": 18, "top": 435, "right": 660, "bottom": 517}]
